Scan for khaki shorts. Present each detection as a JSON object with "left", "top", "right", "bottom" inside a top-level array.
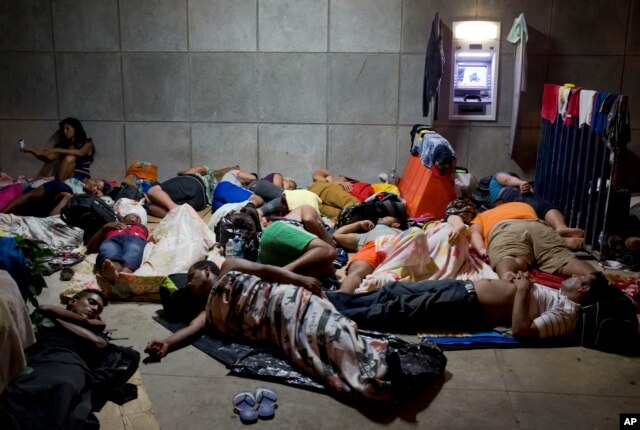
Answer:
[{"left": 487, "top": 220, "right": 575, "bottom": 273}]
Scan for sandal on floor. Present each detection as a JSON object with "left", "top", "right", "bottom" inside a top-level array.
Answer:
[
  {"left": 255, "top": 387, "right": 277, "bottom": 420},
  {"left": 233, "top": 392, "right": 258, "bottom": 424},
  {"left": 60, "top": 267, "right": 74, "bottom": 281}
]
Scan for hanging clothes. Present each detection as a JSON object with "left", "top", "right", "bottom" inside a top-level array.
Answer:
[
  {"left": 563, "top": 86, "right": 583, "bottom": 126},
  {"left": 591, "top": 92, "right": 617, "bottom": 134},
  {"left": 578, "top": 89, "right": 597, "bottom": 127},
  {"left": 541, "top": 83, "right": 560, "bottom": 123},
  {"left": 422, "top": 12, "right": 444, "bottom": 118},
  {"left": 506, "top": 13, "right": 528, "bottom": 156}
]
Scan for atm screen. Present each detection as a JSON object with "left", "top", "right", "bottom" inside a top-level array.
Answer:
[{"left": 457, "top": 65, "right": 488, "bottom": 89}]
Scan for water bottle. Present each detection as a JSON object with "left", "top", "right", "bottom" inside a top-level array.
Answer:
[
  {"left": 18, "top": 138, "right": 25, "bottom": 152},
  {"left": 388, "top": 168, "right": 398, "bottom": 186},
  {"left": 225, "top": 238, "right": 235, "bottom": 259},
  {"left": 232, "top": 233, "right": 244, "bottom": 259}
]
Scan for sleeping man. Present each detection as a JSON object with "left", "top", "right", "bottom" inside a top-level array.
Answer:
[
  {"left": 145, "top": 259, "right": 447, "bottom": 403},
  {"left": 469, "top": 202, "right": 597, "bottom": 279},
  {"left": 327, "top": 271, "right": 615, "bottom": 340}
]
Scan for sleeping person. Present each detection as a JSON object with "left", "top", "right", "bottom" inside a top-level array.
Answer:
[{"left": 145, "top": 258, "right": 447, "bottom": 403}]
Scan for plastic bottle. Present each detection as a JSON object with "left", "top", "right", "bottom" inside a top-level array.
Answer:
[
  {"left": 18, "top": 138, "right": 25, "bottom": 152},
  {"left": 232, "top": 233, "right": 244, "bottom": 259},
  {"left": 225, "top": 238, "right": 235, "bottom": 259},
  {"left": 388, "top": 168, "right": 398, "bottom": 186}
]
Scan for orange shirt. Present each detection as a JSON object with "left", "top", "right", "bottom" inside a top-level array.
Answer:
[{"left": 471, "top": 202, "right": 537, "bottom": 243}]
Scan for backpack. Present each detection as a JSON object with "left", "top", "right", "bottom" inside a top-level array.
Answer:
[
  {"left": 572, "top": 291, "right": 640, "bottom": 356},
  {"left": 335, "top": 192, "right": 406, "bottom": 229},
  {"left": 215, "top": 207, "right": 261, "bottom": 261},
  {"left": 60, "top": 194, "right": 119, "bottom": 243},
  {"left": 111, "top": 183, "right": 145, "bottom": 202}
]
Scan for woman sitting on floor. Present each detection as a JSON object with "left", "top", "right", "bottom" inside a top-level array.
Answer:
[{"left": 20, "top": 117, "right": 96, "bottom": 181}]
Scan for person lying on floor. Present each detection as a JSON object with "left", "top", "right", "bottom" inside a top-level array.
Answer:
[
  {"left": 332, "top": 197, "right": 408, "bottom": 252},
  {"left": 328, "top": 271, "right": 612, "bottom": 339},
  {"left": 145, "top": 259, "right": 446, "bottom": 403},
  {"left": 86, "top": 213, "right": 149, "bottom": 283},
  {"left": 470, "top": 201, "right": 597, "bottom": 280},
  {"left": 244, "top": 174, "right": 298, "bottom": 219},
  {"left": 144, "top": 165, "right": 214, "bottom": 218},
  {"left": 258, "top": 204, "right": 336, "bottom": 278},
  {"left": 260, "top": 172, "right": 297, "bottom": 190},
  {"left": 1, "top": 177, "right": 110, "bottom": 217},
  {"left": 308, "top": 169, "right": 362, "bottom": 220},
  {"left": 488, "top": 172, "right": 584, "bottom": 249},
  {"left": 211, "top": 168, "right": 264, "bottom": 212},
  {"left": 332, "top": 215, "right": 404, "bottom": 252},
  {"left": 339, "top": 197, "right": 496, "bottom": 294},
  {"left": 0, "top": 290, "right": 111, "bottom": 429}
]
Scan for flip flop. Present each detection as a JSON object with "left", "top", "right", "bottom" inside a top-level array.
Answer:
[
  {"left": 255, "top": 387, "right": 277, "bottom": 420},
  {"left": 233, "top": 392, "right": 258, "bottom": 424}
]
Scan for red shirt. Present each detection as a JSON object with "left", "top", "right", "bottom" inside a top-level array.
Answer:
[{"left": 104, "top": 223, "right": 149, "bottom": 241}]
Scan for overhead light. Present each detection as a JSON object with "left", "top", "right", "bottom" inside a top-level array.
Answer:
[
  {"left": 457, "top": 52, "right": 492, "bottom": 58},
  {"left": 454, "top": 21, "right": 499, "bottom": 41}
]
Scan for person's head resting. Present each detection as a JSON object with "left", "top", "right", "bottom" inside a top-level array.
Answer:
[
  {"left": 82, "top": 178, "right": 110, "bottom": 196},
  {"left": 66, "top": 289, "right": 108, "bottom": 319},
  {"left": 380, "top": 199, "right": 408, "bottom": 229},
  {"left": 122, "top": 213, "right": 141, "bottom": 225},
  {"left": 444, "top": 197, "right": 478, "bottom": 225},
  {"left": 377, "top": 215, "right": 402, "bottom": 229},
  {"left": 186, "top": 260, "right": 221, "bottom": 298},
  {"left": 283, "top": 177, "right": 297, "bottom": 190},
  {"left": 560, "top": 271, "right": 611, "bottom": 304}
]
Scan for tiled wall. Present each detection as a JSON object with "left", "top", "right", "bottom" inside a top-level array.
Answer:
[{"left": 0, "top": 0, "right": 637, "bottom": 187}]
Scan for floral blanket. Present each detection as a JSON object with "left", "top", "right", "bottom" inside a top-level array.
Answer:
[{"left": 356, "top": 223, "right": 497, "bottom": 293}]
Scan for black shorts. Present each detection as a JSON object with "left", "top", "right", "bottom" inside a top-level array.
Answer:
[{"left": 159, "top": 175, "right": 207, "bottom": 211}]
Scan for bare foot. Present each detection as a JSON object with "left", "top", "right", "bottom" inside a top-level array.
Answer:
[
  {"left": 557, "top": 227, "right": 585, "bottom": 238},
  {"left": 101, "top": 259, "right": 119, "bottom": 283},
  {"left": 562, "top": 237, "right": 583, "bottom": 250},
  {"left": 625, "top": 237, "right": 640, "bottom": 251}
]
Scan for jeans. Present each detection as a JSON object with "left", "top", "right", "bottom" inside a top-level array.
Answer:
[{"left": 97, "top": 235, "right": 146, "bottom": 270}]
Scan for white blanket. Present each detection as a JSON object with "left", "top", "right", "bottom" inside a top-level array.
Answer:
[{"left": 0, "top": 214, "right": 83, "bottom": 248}]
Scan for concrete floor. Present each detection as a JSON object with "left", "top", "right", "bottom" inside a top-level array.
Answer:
[{"left": 38, "top": 270, "right": 640, "bottom": 430}]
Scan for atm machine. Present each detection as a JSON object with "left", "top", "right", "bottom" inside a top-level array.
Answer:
[{"left": 449, "top": 21, "right": 501, "bottom": 121}]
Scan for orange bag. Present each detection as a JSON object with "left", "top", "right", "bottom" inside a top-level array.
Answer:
[
  {"left": 398, "top": 154, "right": 456, "bottom": 219},
  {"left": 125, "top": 163, "right": 158, "bottom": 182}
]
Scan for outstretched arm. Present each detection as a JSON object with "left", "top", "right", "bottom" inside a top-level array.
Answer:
[
  {"left": 495, "top": 172, "right": 531, "bottom": 193},
  {"left": 145, "top": 311, "right": 207, "bottom": 359},
  {"left": 220, "top": 259, "right": 322, "bottom": 295},
  {"left": 43, "top": 140, "right": 94, "bottom": 157},
  {"left": 22, "top": 145, "right": 58, "bottom": 163}
]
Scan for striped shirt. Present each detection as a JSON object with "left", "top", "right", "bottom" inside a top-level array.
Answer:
[{"left": 529, "top": 284, "right": 580, "bottom": 339}]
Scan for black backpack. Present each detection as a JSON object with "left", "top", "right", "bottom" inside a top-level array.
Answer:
[
  {"left": 572, "top": 291, "right": 640, "bottom": 356},
  {"left": 215, "top": 207, "right": 261, "bottom": 261},
  {"left": 60, "top": 194, "right": 119, "bottom": 243},
  {"left": 335, "top": 192, "right": 406, "bottom": 229}
]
